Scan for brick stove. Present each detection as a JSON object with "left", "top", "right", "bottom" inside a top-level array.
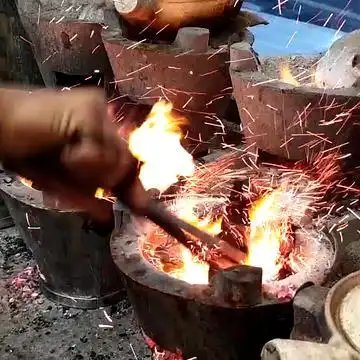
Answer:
[
  {"left": 101, "top": 2, "right": 261, "bottom": 152},
  {"left": 16, "top": 0, "right": 118, "bottom": 94},
  {"left": 28, "top": 19, "right": 115, "bottom": 94},
  {"left": 230, "top": 51, "right": 360, "bottom": 169}
]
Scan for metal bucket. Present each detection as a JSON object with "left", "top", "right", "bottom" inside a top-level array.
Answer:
[{"left": 0, "top": 175, "right": 123, "bottom": 309}]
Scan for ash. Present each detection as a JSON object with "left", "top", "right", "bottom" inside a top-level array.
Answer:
[{"left": 0, "top": 226, "right": 151, "bottom": 360}]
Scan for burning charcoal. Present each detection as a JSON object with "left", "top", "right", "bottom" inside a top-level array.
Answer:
[
  {"left": 144, "top": 334, "right": 183, "bottom": 360},
  {"left": 226, "top": 179, "right": 251, "bottom": 223},
  {"left": 220, "top": 223, "right": 248, "bottom": 253},
  {"left": 209, "top": 264, "right": 262, "bottom": 306},
  {"left": 277, "top": 262, "right": 294, "bottom": 281},
  {"left": 279, "top": 224, "right": 295, "bottom": 259}
]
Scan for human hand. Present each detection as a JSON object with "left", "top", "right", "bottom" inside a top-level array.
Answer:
[{"left": 0, "top": 87, "right": 149, "bottom": 221}]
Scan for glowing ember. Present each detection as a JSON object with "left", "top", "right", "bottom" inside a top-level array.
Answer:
[
  {"left": 18, "top": 177, "right": 33, "bottom": 188},
  {"left": 174, "top": 197, "right": 223, "bottom": 237},
  {"left": 245, "top": 188, "right": 294, "bottom": 282},
  {"left": 279, "top": 63, "right": 300, "bottom": 86},
  {"left": 128, "top": 101, "right": 195, "bottom": 192},
  {"left": 144, "top": 334, "right": 183, "bottom": 360}
]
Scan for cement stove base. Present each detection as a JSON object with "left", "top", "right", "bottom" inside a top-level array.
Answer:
[
  {"left": 112, "top": 226, "right": 294, "bottom": 360},
  {"left": 122, "top": 272, "right": 293, "bottom": 360}
]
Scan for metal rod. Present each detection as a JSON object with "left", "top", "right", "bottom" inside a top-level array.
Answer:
[{"left": 145, "top": 201, "right": 245, "bottom": 265}]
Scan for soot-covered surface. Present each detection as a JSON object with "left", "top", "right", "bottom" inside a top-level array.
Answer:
[
  {"left": 1, "top": 212, "right": 360, "bottom": 359},
  {"left": 0, "top": 226, "right": 150, "bottom": 360}
]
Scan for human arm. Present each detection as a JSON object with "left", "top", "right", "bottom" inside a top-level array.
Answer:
[{"left": 0, "top": 87, "right": 149, "bottom": 221}]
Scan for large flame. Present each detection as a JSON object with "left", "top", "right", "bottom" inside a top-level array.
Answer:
[
  {"left": 133, "top": 101, "right": 296, "bottom": 286},
  {"left": 130, "top": 101, "right": 213, "bottom": 284},
  {"left": 280, "top": 63, "right": 300, "bottom": 86},
  {"left": 128, "top": 101, "right": 195, "bottom": 193},
  {"left": 245, "top": 188, "right": 293, "bottom": 282}
]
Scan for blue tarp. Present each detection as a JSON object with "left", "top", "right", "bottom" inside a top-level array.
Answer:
[{"left": 247, "top": 11, "right": 345, "bottom": 57}]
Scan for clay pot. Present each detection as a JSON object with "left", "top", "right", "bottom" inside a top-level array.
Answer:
[{"left": 113, "top": 0, "right": 243, "bottom": 33}]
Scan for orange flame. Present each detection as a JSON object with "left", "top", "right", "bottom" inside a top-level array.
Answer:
[
  {"left": 168, "top": 188, "right": 293, "bottom": 284},
  {"left": 94, "top": 187, "right": 116, "bottom": 201},
  {"left": 95, "top": 188, "right": 105, "bottom": 199},
  {"left": 245, "top": 188, "right": 292, "bottom": 282},
  {"left": 280, "top": 63, "right": 300, "bottom": 86},
  {"left": 129, "top": 101, "right": 212, "bottom": 284},
  {"left": 128, "top": 101, "right": 195, "bottom": 193},
  {"left": 134, "top": 101, "right": 295, "bottom": 285},
  {"left": 168, "top": 198, "right": 222, "bottom": 284}
]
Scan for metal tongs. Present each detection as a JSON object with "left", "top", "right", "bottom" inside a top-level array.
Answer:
[{"left": 128, "top": 198, "right": 246, "bottom": 269}]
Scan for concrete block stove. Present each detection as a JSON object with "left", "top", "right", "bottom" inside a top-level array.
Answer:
[
  {"left": 230, "top": 51, "right": 360, "bottom": 171},
  {"left": 16, "top": 0, "right": 116, "bottom": 94},
  {"left": 110, "top": 149, "right": 342, "bottom": 360},
  {"left": 101, "top": 0, "right": 263, "bottom": 153}
]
